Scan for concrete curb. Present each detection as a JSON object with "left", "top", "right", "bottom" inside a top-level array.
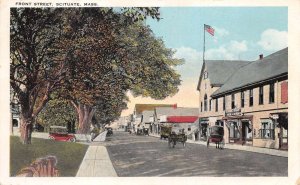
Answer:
[
  {"left": 149, "top": 134, "right": 287, "bottom": 158},
  {"left": 76, "top": 146, "right": 118, "bottom": 177}
]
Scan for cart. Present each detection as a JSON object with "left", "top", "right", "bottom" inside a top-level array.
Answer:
[
  {"left": 206, "top": 125, "right": 224, "bottom": 149},
  {"left": 160, "top": 125, "right": 172, "bottom": 139},
  {"left": 168, "top": 130, "right": 187, "bottom": 148}
]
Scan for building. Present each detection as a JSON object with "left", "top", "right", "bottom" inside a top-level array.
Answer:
[
  {"left": 197, "top": 48, "right": 288, "bottom": 150},
  {"left": 131, "top": 104, "right": 175, "bottom": 133},
  {"left": 154, "top": 107, "right": 199, "bottom": 137}
]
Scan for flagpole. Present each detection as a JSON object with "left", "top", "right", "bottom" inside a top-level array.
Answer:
[{"left": 203, "top": 24, "right": 206, "bottom": 63}]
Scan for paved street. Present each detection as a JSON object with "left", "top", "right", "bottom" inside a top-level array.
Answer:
[{"left": 104, "top": 131, "right": 287, "bottom": 177}]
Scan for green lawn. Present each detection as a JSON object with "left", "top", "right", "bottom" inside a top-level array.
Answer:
[{"left": 10, "top": 136, "right": 89, "bottom": 177}]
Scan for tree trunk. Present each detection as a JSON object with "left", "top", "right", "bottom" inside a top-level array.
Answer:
[
  {"left": 75, "top": 104, "right": 95, "bottom": 134},
  {"left": 20, "top": 114, "right": 33, "bottom": 144}
]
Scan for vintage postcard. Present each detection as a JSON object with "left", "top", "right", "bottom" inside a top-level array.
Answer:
[{"left": 0, "top": 0, "right": 300, "bottom": 185}]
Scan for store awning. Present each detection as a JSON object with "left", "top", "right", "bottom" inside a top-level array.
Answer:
[{"left": 167, "top": 116, "right": 198, "bottom": 123}]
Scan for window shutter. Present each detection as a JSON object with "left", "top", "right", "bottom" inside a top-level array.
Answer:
[{"left": 281, "top": 81, "right": 288, "bottom": 104}]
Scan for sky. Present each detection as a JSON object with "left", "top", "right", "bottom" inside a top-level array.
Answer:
[{"left": 121, "top": 7, "right": 288, "bottom": 116}]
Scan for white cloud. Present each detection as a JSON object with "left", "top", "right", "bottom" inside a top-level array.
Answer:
[
  {"left": 174, "top": 47, "right": 203, "bottom": 79},
  {"left": 206, "top": 40, "right": 248, "bottom": 60},
  {"left": 257, "top": 29, "right": 287, "bottom": 51},
  {"left": 214, "top": 26, "right": 230, "bottom": 37}
]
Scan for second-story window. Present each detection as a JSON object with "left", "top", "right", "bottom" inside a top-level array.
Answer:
[
  {"left": 204, "top": 94, "right": 208, "bottom": 111},
  {"left": 231, "top": 93, "right": 235, "bottom": 109},
  {"left": 249, "top": 89, "right": 253, "bottom": 107},
  {"left": 215, "top": 98, "right": 218, "bottom": 112},
  {"left": 241, "top": 91, "right": 245, "bottom": 108},
  {"left": 201, "top": 102, "right": 203, "bottom": 112},
  {"left": 269, "top": 83, "right": 275, "bottom": 103},
  {"left": 204, "top": 71, "right": 208, "bottom": 79},
  {"left": 259, "top": 86, "right": 264, "bottom": 105},
  {"left": 209, "top": 99, "right": 212, "bottom": 111},
  {"left": 223, "top": 96, "right": 226, "bottom": 111}
]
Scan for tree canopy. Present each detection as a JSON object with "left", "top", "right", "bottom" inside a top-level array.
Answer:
[{"left": 10, "top": 7, "right": 183, "bottom": 142}]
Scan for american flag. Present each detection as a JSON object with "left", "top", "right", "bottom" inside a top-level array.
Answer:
[{"left": 205, "top": 24, "right": 214, "bottom": 36}]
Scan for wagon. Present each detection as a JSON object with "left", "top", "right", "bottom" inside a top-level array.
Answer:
[
  {"left": 168, "top": 130, "right": 187, "bottom": 148},
  {"left": 160, "top": 125, "right": 172, "bottom": 139},
  {"left": 206, "top": 125, "right": 224, "bottom": 149}
]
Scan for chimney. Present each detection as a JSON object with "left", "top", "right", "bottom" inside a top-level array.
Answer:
[
  {"left": 173, "top": 104, "right": 177, "bottom": 109},
  {"left": 259, "top": 54, "right": 263, "bottom": 60}
]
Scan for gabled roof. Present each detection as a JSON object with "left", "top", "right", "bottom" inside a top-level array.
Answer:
[
  {"left": 134, "top": 104, "right": 174, "bottom": 115},
  {"left": 197, "top": 60, "right": 250, "bottom": 90},
  {"left": 155, "top": 107, "right": 199, "bottom": 117},
  {"left": 212, "top": 47, "right": 288, "bottom": 97}
]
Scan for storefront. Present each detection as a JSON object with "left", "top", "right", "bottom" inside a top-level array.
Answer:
[
  {"left": 199, "top": 117, "right": 209, "bottom": 140},
  {"left": 223, "top": 109, "right": 253, "bottom": 145},
  {"left": 270, "top": 112, "right": 288, "bottom": 150}
]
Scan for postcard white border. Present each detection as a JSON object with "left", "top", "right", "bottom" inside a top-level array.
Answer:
[{"left": 1, "top": 0, "right": 299, "bottom": 185}]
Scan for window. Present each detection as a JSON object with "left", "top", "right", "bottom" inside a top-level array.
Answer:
[
  {"left": 259, "top": 86, "right": 264, "bottom": 105},
  {"left": 215, "top": 98, "right": 218, "bottom": 112},
  {"left": 204, "top": 94, "right": 207, "bottom": 111},
  {"left": 223, "top": 96, "right": 226, "bottom": 111},
  {"left": 201, "top": 102, "right": 203, "bottom": 112},
  {"left": 209, "top": 99, "right": 212, "bottom": 111},
  {"left": 204, "top": 71, "right": 208, "bottom": 79},
  {"left": 229, "top": 122, "right": 240, "bottom": 139},
  {"left": 249, "top": 89, "right": 253, "bottom": 107},
  {"left": 241, "top": 91, "right": 245, "bottom": 108},
  {"left": 269, "top": 83, "right": 275, "bottom": 103},
  {"left": 231, "top": 93, "right": 235, "bottom": 109},
  {"left": 259, "top": 120, "right": 275, "bottom": 139}
]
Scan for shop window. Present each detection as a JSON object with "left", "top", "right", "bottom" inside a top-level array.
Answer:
[
  {"left": 215, "top": 98, "right": 218, "bottom": 112},
  {"left": 259, "top": 120, "right": 275, "bottom": 139},
  {"left": 249, "top": 89, "right": 253, "bottom": 107},
  {"left": 231, "top": 93, "right": 235, "bottom": 109},
  {"left": 188, "top": 127, "right": 191, "bottom": 131},
  {"left": 269, "top": 83, "right": 275, "bottom": 103},
  {"left": 229, "top": 122, "right": 240, "bottom": 139},
  {"left": 204, "top": 94, "right": 207, "bottom": 111},
  {"left": 259, "top": 86, "right": 264, "bottom": 105},
  {"left": 241, "top": 91, "right": 245, "bottom": 108}
]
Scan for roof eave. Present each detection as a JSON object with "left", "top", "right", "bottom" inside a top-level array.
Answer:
[{"left": 211, "top": 73, "right": 288, "bottom": 98}]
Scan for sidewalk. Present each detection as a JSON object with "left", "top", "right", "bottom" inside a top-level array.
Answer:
[
  {"left": 76, "top": 145, "right": 118, "bottom": 177},
  {"left": 150, "top": 133, "right": 288, "bottom": 158}
]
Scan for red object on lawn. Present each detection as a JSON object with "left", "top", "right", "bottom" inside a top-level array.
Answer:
[{"left": 49, "top": 126, "right": 76, "bottom": 142}]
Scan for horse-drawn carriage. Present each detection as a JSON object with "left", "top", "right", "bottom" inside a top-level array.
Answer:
[
  {"left": 136, "top": 127, "right": 149, "bottom": 136},
  {"left": 206, "top": 125, "right": 225, "bottom": 149},
  {"left": 168, "top": 130, "right": 187, "bottom": 148}
]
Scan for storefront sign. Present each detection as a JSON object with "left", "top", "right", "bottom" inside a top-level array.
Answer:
[{"left": 225, "top": 108, "right": 242, "bottom": 116}]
